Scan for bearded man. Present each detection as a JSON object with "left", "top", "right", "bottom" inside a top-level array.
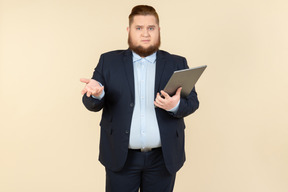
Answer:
[{"left": 80, "top": 5, "right": 199, "bottom": 192}]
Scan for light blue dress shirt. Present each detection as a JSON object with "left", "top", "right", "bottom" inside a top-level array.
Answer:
[{"left": 128, "top": 52, "right": 161, "bottom": 149}]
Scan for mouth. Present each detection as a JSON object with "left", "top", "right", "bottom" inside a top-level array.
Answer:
[{"left": 141, "top": 40, "right": 150, "bottom": 43}]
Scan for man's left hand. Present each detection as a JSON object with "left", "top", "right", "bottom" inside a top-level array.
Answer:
[{"left": 154, "top": 87, "right": 182, "bottom": 111}]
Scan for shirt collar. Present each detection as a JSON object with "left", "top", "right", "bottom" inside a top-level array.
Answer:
[{"left": 132, "top": 51, "right": 157, "bottom": 63}]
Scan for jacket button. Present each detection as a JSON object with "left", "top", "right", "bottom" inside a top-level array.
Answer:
[
  {"left": 125, "top": 130, "right": 129, "bottom": 134},
  {"left": 130, "top": 103, "right": 134, "bottom": 107}
]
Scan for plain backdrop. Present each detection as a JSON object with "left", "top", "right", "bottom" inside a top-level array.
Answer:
[{"left": 1, "top": 0, "right": 288, "bottom": 192}]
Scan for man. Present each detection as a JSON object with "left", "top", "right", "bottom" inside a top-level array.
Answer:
[{"left": 80, "top": 5, "right": 199, "bottom": 192}]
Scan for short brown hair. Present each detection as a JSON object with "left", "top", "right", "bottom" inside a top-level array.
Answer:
[{"left": 128, "top": 5, "right": 159, "bottom": 26}]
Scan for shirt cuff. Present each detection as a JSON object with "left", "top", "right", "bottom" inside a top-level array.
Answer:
[
  {"left": 91, "top": 82, "right": 105, "bottom": 100},
  {"left": 168, "top": 100, "right": 180, "bottom": 114}
]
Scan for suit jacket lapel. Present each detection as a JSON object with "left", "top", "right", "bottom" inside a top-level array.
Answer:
[
  {"left": 123, "top": 49, "right": 135, "bottom": 101},
  {"left": 155, "top": 51, "right": 166, "bottom": 97},
  {"left": 122, "top": 49, "right": 166, "bottom": 100}
]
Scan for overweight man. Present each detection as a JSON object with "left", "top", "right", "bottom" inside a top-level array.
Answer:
[{"left": 80, "top": 5, "right": 199, "bottom": 192}]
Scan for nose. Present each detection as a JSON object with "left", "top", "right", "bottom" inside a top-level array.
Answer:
[{"left": 141, "top": 29, "right": 150, "bottom": 37}]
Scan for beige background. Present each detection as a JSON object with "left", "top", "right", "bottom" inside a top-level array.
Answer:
[{"left": 1, "top": 0, "right": 288, "bottom": 191}]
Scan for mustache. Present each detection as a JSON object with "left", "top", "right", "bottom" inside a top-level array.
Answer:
[{"left": 128, "top": 33, "right": 161, "bottom": 57}]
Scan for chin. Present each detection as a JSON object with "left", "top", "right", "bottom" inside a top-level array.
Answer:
[{"left": 141, "top": 44, "right": 153, "bottom": 48}]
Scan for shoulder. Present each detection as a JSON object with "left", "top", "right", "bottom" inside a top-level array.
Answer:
[
  {"left": 157, "top": 50, "right": 186, "bottom": 61},
  {"left": 101, "top": 49, "right": 131, "bottom": 57},
  {"left": 157, "top": 50, "right": 188, "bottom": 69},
  {"left": 95, "top": 49, "right": 131, "bottom": 70}
]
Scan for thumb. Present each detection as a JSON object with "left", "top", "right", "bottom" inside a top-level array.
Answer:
[
  {"left": 80, "top": 78, "right": 90, "bottom": 84},
  {"left": 175, "top": 87, "right": 182, "bottom": 96}
]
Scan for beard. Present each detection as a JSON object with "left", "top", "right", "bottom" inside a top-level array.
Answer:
[{"left": 128, "top": 33, "right": 161, "bottom": 57}]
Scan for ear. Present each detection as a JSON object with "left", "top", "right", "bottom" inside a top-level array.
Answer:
[{"left": 127, "top": 27, "right": 130, "bottom": 33}]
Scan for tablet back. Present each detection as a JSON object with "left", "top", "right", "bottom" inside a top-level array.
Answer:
[{"left": 164, "top": 65, "right": 207, "bottom": 97}]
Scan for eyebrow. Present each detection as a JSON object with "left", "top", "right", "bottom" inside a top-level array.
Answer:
[{"left": 135, "top": 25, "right": 156, "bottom": 28}]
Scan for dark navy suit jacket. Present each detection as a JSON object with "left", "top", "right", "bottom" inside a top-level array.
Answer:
[{"left": 82, "top": 49, "right": 199, "bottom": 174}]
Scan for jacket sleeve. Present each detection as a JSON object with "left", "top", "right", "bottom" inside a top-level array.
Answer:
[
  {"left": 82, "top": 94, "right": 105, "bottom": 112},
  {"left": 169, "top": 57, "right": 200, "bottom": 118},
  {"left": 172, "top": 87, "right": 199, "bottom": 118},
  {"left": 82, "top": 54, "right": 106, "bottom": 112}
]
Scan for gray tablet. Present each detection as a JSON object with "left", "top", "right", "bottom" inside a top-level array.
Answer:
[{"left": 163, "top": 65, "right": 207, "bottom": 97}]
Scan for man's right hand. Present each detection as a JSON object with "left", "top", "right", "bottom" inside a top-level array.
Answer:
[{"left": 80, "top": 78, "right": 104, "bottom": 97}]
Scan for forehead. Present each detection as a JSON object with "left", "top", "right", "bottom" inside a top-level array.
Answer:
[{"left": 131, "top": 15, "right": 158, "bottom": 26}]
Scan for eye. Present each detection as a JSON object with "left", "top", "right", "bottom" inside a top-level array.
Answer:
[
  {"left": 148, "top": 27, "right": 155, "bottom": 31},
  {"left": 136, "top": 27, "right": 141, "bottom": 30}
]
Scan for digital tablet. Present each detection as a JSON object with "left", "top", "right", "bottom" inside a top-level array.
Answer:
[{"left": 163, "top": 65, "right": 207, "bottom": 97}]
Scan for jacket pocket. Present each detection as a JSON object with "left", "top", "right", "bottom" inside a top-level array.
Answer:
[{"left": 100, "top": 119, "right": 113, "bottom": 135}]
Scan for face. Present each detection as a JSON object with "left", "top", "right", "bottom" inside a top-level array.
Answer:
[{"left": 127, "top": 15, "right": 161, "bottom": 57}]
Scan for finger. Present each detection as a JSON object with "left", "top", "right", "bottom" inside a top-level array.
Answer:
[
  {"left": 155, "top": 94, "right": 165, "bottom": 106},
  {"left": 154, "top": 101, "right": 159, "bottom": 107},
  {"left": 155, "top": 93, "right": 163, "bottom": 102},
  {"left": 85, "top": 86, "right": 94, "bottom": 97},
  {"left": 154, "top": 99, "right": 165, "bottom": 110},
  {"left": 175, "top": 87, "right": 182, "bottom": 96},
  {"left": 81, "top": 88, "right": 87, "bottom": 95},
  {"left": 86, "top": 90, "right": 91, "bottom": 97},
  {"left": 154, "top": 100, "right": 162, "bottom": 107},
  {"left": 80, "top": 78, "right": 90, "bottom": 84},
  {"left": 160, "top": 90, "right": 169, "bottom": 99}
]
